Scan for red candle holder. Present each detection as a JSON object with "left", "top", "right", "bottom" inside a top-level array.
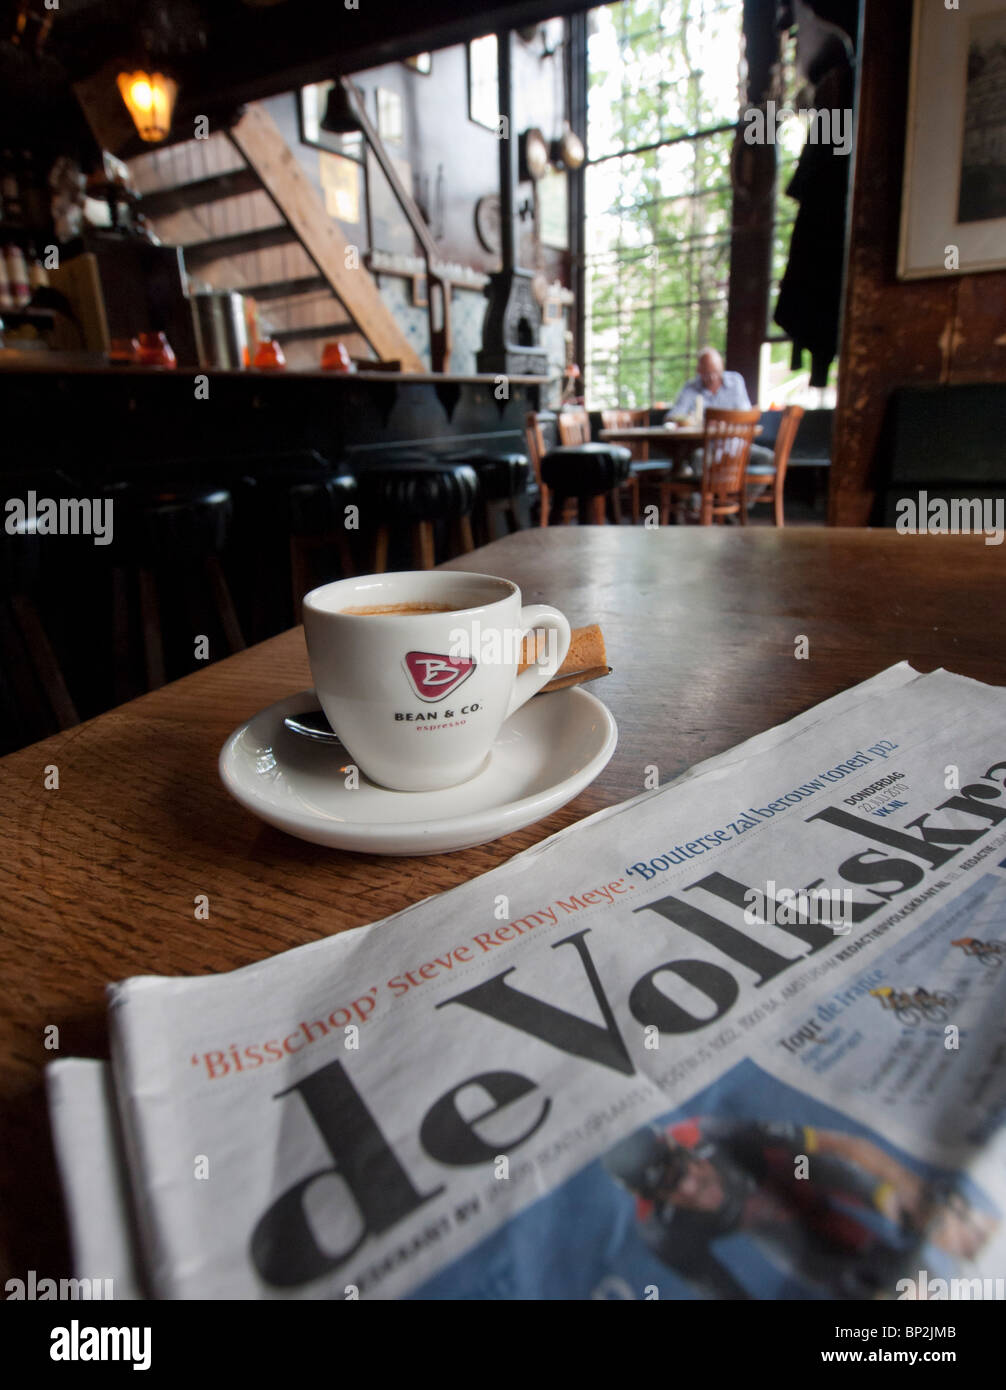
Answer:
[
  {"left": 253, "top": 338, "right": 286, "bottom": 370},
  {"left": 137, "top": 331, "right": 176, "bottom": 368},
  {"left": 321, "top": 340, "right": 353, "bottom": 372}
]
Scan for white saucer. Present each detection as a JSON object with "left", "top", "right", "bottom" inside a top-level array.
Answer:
[{"left": 219, "top": 687, "right": 617, "bottom": 855}]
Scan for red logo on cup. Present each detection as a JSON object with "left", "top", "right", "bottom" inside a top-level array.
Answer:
[{"left": 403, "top": 651, "right": 476, "bottom": 702}]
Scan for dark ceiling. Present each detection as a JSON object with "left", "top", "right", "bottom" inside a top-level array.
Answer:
[{"left": 1, "top": 0, "right": 594, "bottom": 162}]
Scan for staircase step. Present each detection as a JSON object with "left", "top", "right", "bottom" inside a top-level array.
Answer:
[
  {"left": 139, "top": 168, "right": 262, "bottom": 218},
  {"left": 246, "top": 274, "right": 328, "bottom": 302},
  {"left": 184, "top": 225, "right": 296, "bottom": 267},
  {"left": 271, "top": 321, "right": 356, "bottom": 344}
]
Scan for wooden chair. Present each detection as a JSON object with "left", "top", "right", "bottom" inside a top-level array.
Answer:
[
  {"left": 659, "top": 408, "right": 762, "bottom": 525},
  {"left": 524, "top": 412, "right": 553, "bottom": 527},
  {"left": 556, "top": 407, "right": 592, "bottom": 447},
  {"left": 601, "top": 408, "right": 679, "bottom": 523},
  {"left": 746, "top": 405, "right": 804, "bottom": 527}
]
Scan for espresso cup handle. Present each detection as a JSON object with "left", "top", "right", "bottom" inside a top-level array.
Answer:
[{"left": 506, "top": 606, "right": 572, "bottom": 719}]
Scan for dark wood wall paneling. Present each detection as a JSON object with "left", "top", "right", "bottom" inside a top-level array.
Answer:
[
  {"left": 341, "top": 34, "right": 570, "bottom": 276},
  {"left": 831, "top": 0, "right": 1006, "bottom": 526}
]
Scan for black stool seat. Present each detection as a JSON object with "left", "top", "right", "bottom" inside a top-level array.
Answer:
[
  {"left": 238, "top": 452, "right": 357, "bottom": 535},
  {"left": 443, "top": 451, "right": 531, "bottom": 545},
  {"left": 540, "top": 444, "right": 631, "bottom": 495},
  {"left": 104, "top": 482, "right": 234, "bottom": 564},
  {"left": 447, "top": 451, "right": 530, "bottom": 502},
  {"left": 360, "top": 458, "right": 479, "bottom": 570},
  {"left": 606, "top": 443, "right": 633, "bottom": 468},
  {"left": 361, "top": 459, "right": 479, "bottom": 520}
]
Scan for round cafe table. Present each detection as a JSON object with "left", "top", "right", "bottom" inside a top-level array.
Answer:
[{"left": 599, "top": 423, "right": 761, "bottom": 464}]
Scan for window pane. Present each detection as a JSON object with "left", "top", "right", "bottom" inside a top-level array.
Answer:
[{"left": 585, "top": 3, "right": 743, "bottom": 409}]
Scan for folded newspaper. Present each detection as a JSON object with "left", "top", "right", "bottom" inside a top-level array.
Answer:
[{"left": 47, "top": 664, "right": 1006, "bottom": 1300}]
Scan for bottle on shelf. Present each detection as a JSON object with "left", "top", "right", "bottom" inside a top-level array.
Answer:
[
  {"left": 0, "top": 250, "right": 12, "bottom": 313},
  {"left": 4, "top": 242, "right": 29, "bottom": 308},
  {"left": 0, "top": 149, "right": 23, "bottom": 226}
]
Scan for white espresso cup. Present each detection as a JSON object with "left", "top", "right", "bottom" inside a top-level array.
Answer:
[{"left": 302, "top": 571, "right": 571, "bottom": 792}]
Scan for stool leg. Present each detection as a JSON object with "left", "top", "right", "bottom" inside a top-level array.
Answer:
[
  {"left": 549, "top": 492, "right": 567, "bottom": 526},
  {"left": 774, "top": 484, "right": 785, "bottom": 528},
  {"left": 206, "top": 555, "right": 246, "bottom": 651},
  {"left": 412, "top": 521, "right": 436, "bottom": 569},
  {"left": 605, "top": 489, "right": 623, "bottom": 525},
  {"left": 374, "top": 526, "right": 390, "bottom": 573},
  {"left": 9, "top": 596, "right": 79, "bottom": 730},
  {"left": 452, "top": 515, "right": 474, "bottom": 556},
  {"left": 138, "top": 567, "right": 166, "bottom": 690},
  {"left": 539, "top": 484, "right": 551, "bottom": 527}
]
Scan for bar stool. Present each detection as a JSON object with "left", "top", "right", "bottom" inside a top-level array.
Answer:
[
  {"left": 444, "top": 451, "right": 531, "bottom": 545},
  {"left": 104, "top": 481, "right": 245, "bottom": 697},
  {"left": 360, "top": 458, "right": 479, "bottom": 570},
  {"left": 236, "top": 453, "right": 357, "bottom": 633},
  {"left": 525, "top": 412, "right": 631, "bottom": 525}
]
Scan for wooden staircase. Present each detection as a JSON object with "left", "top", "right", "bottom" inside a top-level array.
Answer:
[{"left": 127, "top": 105, "right": 424, "bottom": 371}]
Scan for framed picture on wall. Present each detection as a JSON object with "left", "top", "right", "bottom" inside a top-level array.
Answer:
[{"left": 900, "top": 0, "right": 1006, "bottom": 278}]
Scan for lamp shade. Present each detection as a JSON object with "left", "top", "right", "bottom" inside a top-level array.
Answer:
[{"left": 116, "top": 70, "right": 178, "bottom": 143}]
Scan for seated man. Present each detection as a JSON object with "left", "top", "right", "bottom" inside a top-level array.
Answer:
[
  {"left": 667, "top": 347, "right": 775, "bottom": 479},
  {"left": 667, "top": 347, "right": 752, "bottom": 421}
]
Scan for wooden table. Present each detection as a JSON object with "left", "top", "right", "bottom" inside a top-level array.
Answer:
[
  {"left": 599, "top": 423, "right": 704, "bottom": 464},
  {"left": 599, "top": 424, "right": 762, "bottom": 463},
  {"left": 2, "top": 526, "right": 1004, "bottom": 1279}
]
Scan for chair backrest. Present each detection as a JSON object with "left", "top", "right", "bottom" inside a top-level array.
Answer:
[
  {"left": 600, "top": 409, "right": 635, "bottom": 429},
  {"left": 701, "top": 408, "right": 762, "bottom": 511},
  {"left": 772, "top": 405, "right": 805, "bottom": 491},
  {"left": 524, "top": 412, "right": 548, "bottom": 493},
  {"left": 557, "top": 408, "right": 591, "bottom": 447},
  {"left": 600, "top": 408, "right": 647, "bottom": 460}
]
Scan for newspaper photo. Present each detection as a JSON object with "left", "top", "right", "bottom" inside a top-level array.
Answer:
[{"left": 47, "top": 663, "right": 1006, "bottom": 1300}]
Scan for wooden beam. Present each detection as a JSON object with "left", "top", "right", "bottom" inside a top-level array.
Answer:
[{"left": 228, "top": 104, "right": 425, "bottom": 371}]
